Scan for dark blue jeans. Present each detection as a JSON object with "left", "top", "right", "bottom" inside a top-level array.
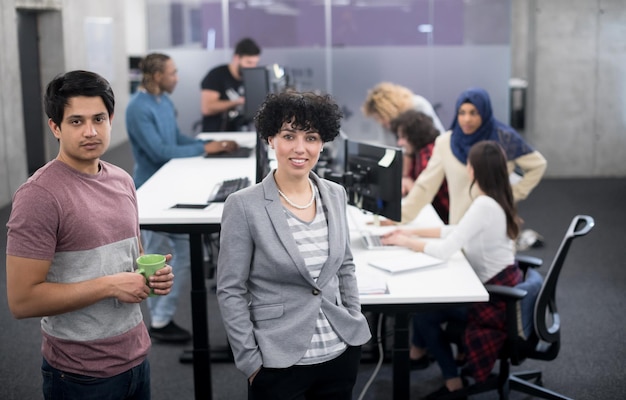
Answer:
[
  {"left": 42, "top": 358, "right": 150, "bottom": 400},
  {"left": 412, "top": 307, "right": 468, "bottom": 379}
]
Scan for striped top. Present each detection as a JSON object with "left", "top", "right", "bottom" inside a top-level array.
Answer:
[
  {"left": 6, "top": 159, "right": 149, "bottom": 378},
  {"left": 283, "top": 182, "right": 348, "bottom": 365}
]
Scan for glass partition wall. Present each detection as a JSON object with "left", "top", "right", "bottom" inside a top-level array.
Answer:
[{"left": 146, "top": 0, "right": 511, "bottom": 144}]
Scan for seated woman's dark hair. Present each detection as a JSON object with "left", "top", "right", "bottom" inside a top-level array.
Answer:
[
  {"left": 254, "top": 91, "right": 343, "bottom": 143},
  {"left": 389, "top": 109, "right": 439, "bottom": 150},
  {"left": 468, "top": 141, "right": 519, "bottom": 239}
]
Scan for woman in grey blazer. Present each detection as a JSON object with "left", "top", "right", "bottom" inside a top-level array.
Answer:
[{"left": 216, "top": 91, "right": 371, "bottom": 399}]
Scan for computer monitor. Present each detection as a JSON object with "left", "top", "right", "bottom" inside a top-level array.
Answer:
[
  {"left": 343, "top": 140, "right": 403, "bottom": 222},
  {"left": 242, "top": 67, "right": 270, "bottom": 122},
  {"left": 255, "top": 135, "right": 271, "bottom": 183},
  {"left": 242, "top": 64, "right": 291, "bottom": 124}
]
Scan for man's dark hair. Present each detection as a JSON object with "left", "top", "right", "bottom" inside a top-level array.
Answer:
[
  {"left": 389, "top": 109, "right": 439, "bottom": 150},
  {"left": 254, "top": 91, "right": 342, "bottom": 143},
  {"left": 44, "top": 70, "right": 115, "bottom": 126},
  {"left": 139, "top": 53, "right": 171, "bottom": 87},
  {"left": 234, "top": 38, "right": 261, "bottom": 57}
]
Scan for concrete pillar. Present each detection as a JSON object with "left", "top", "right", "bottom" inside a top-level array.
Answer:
[{"left": 0, "top": 0, "right": 28, "bottom": 207}]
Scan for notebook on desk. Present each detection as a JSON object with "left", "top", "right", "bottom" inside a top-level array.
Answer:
[
  {"left": 204, "top": 146, "right": 253, "bottom": 158},
  {"left": 367, "top": 250, "right": 444, "bottom": 273}
]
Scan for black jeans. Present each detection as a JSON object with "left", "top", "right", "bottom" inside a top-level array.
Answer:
[{"left": 248, "top": 346, "right": 362, "bottom": 400}]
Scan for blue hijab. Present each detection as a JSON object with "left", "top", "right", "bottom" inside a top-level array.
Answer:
[{"left": 449, "top": 87, "right": 533, "bottom": 164}]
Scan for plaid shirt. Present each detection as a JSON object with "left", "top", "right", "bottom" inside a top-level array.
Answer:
[
  {"left": 464, "top": 264, "right": 523, "bottom": 382},
  {"left": 408, "top": 143, "right": 450, "bottom": 224}
]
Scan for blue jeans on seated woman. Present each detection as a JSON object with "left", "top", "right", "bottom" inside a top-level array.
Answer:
[
  {"left": 41, "top": 358, "right": 150, "bottom": 400},
  {"left": 412, "top": 306, "right": 468, "bottom": 379}
]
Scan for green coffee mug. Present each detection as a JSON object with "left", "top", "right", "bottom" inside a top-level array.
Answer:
[{"left": 136, "top": 254, "right": 166, "bottom": 297}]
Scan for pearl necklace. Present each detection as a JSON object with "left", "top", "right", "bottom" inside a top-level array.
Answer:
[{"left": 277, "top": 179, "right": 315, "bottom": 210}]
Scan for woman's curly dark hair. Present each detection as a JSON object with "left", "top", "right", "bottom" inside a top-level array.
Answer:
[
  {"left": 254, "top": 91, "right": 343, "bottom": 143},
  {"left": 389, "top": 109, "right": 439, "bottom": 151}
]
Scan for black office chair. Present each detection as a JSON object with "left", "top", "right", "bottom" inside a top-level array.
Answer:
[{"left": 463, "top": 214, "right": 595, "bottom": 400}]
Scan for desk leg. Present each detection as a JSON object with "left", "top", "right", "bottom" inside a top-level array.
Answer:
[
  {"left": 392, "top": 312, "right": 410, "bottom": 400},
  {"left": 189, "top": 233, "right": 212, "bottom": 400}
]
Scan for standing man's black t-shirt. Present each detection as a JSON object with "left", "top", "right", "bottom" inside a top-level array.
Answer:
[{"left": 200, "top": 65, "right": 246, "bottom": 132}]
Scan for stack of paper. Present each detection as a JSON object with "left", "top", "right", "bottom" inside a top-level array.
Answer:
[
  {"left": 356, "top": 271, "right": 388, "bottom": 295},
  {"left": 367, "top": 251, "right": 444, "bottom": 274}
]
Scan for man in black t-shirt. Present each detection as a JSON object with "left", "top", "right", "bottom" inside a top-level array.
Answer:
[{"left": 200, "top": 38, "right": 261, "bottom": 132}]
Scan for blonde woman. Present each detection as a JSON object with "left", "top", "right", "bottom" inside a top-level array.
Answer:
[{"left": 362, "top": 82, "right": 445, "bottom": 133}]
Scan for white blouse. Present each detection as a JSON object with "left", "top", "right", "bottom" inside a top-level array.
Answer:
[{"left": 424, "top": 195, "right": 515, "bottom": 283}]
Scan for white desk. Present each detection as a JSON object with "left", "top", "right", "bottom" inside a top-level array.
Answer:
[
  {"left": 347, "top": 206, "right": 488, "bottom": 399},
  {"left": 348, "top": 205, "right": 487, "bottom": 305},
  {"left": 137, "top": 132, "right": 256, "bottom": 225},
  {"left": 137, "top": 138, "right": 488, "bottom": 400},
  {"left": 137, "top": 132, "right": 256, "bottom": 400}
]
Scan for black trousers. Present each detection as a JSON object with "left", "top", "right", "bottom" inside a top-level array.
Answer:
[{"left": 248, "top": 346, "right": 362, "bottom": 400}]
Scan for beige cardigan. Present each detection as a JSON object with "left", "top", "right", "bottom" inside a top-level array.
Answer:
[{"left": 401, "top": 131, "right": 547, "bottom": 225}]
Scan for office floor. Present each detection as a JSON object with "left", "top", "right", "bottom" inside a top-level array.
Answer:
[{"left": 1, "top": 142, "right": 625, "bottom": 399}]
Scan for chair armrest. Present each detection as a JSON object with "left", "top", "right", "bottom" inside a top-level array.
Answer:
[
  {"left": 515, "top": 254, "right": 543, "bottom": 269},
  {"left": 485, "top": 284, "right": 527, "bottom": 301},
  {"left": 485, "top": 285, "right": 530, "bottom": 345}
]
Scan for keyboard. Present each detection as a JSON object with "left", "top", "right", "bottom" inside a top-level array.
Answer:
[
  {"left": 207, "top": 177, "right": 251, "bottom": 203},
  {"left": 204, "top": 146, "right": 253, "bottom": 158}
]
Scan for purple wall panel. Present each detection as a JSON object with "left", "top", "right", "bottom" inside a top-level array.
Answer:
[
  {"left": 230, "top": 4, "right": 325, "bottom": 48},
  {"left": 338, "top": 4, "right": 427, "bottom": 46},
  {"left": 201, "top": 3, "right": 222, "bottom": 49},
  {"left": 296, "top": 5, "right": 325, "bottom": 47},
  {"left": 194, "top": 0, "right": 469, "bottom": 49},
  {"left": 170, "top": 4, "right": 184, "bottom": 46},
  {"left": 433, "top": 0, "right": 464, "bottom": 45}
]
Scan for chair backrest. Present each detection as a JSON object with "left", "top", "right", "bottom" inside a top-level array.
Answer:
[{"left": 533, "top": 215, "right": 595, "bottom": 344}]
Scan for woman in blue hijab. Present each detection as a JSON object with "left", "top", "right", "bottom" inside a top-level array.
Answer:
[
  {"left": 450, "top": 87, "right": 533, "bottom": 163},
  {"left": 399, "top": 87, "right": 547, "bottom": 225}
]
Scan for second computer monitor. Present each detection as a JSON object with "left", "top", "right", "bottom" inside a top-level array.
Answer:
[
  {"left": 242, "top": 67, "right": 270, "bottom": 122},
  {"left": 344, "top": 140, "right": 403, "bottom": 222},
  {"left": 242, "top": 64, "right": 290, "bottom": 124},
  {"left": 255, "top": 135, "right": 272, "bottom": 183}
]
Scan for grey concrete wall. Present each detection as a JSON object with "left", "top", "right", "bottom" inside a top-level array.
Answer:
[
  {"left": 524, "top": 0, "right": 626, "bottom": 177},
  {"left": 0, "top": 0, "right": 138, "bottom": 209},
  {"left": 15, "top": 0, "right": 61, "bottom": 9},
  {"left": 38, "top": 9, "right": 66, "bottom": 161},
  {"left": 0, "top": 0, "right": 28, "bottom": 206},
  {"left": 59, "top": 0, "right": 132, "bottom": 152}
]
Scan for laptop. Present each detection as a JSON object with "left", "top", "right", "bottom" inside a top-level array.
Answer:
[
  {"left": 361, "top": 230, "right": 397, "bottom": 250},
  {"left": 367, "top": 250, "right": 444, "bottom": 273}
]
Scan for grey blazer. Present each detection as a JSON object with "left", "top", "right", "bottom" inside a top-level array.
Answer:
[{"left": 216, "top": 171, "right": 371, "bottom": 378}]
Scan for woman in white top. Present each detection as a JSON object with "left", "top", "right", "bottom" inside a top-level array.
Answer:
[{"left": 381, "top": 141, "right": 524, "bottom": 399}]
